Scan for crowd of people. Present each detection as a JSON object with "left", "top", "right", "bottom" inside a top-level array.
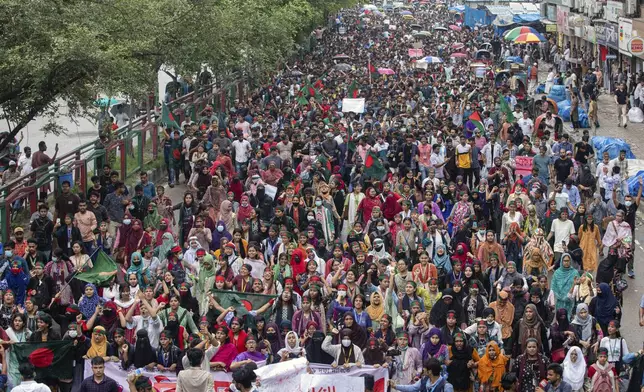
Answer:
[{"left": 3, "top": 3, "right": 644, "bottom": 392}]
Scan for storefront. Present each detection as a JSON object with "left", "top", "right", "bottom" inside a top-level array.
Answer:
[
  {"left": 629, "top": 18, "right": 644, "bottom": 71},
  {"left": 618, "top": 17, "right": 634, "bottom": 71},
  {"left": 596, "top": 22, "right": 619, "bottom": 90}
]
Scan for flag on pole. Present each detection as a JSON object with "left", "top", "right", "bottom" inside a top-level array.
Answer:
[
  {"left": 75, "top": 250, "right": 117, "bottom": 286},
  {"left": 498, "top": 93, "right": 515, "bottom": 122},
  {"left": 364, "top": 150, "right": 387, "bottom": 180},
  {"left": 348, "top": 80, "right": 360, "bottom": 98},
  {"left": 468, "top": 111, "right": 486, "bottom": 133},
  {"left": 10, "top": 341, "right": 75, "bottom": 384},
  {"left": 161, "top": 103, "right": 180, "bottom": 130}
]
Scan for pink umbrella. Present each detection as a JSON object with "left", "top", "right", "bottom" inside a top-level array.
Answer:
[
  {"left": 449, "top": 24, "right": 462, "bottom": 31},
  {"left": 451, "top": 43, "right": 464, "bottom": 49},
  {"left": 450, "top": 52, "right": 468, "bottom": 58},
  {"left": 377, "top": 68, "right": 395, "bottom": 75}
]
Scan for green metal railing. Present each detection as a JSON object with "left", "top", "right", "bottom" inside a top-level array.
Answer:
[{"left": 0, "top": 81, "right": 233, "bottom": 243}]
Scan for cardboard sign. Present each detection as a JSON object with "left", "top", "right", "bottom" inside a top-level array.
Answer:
[
  {"left": 408, "top": 48, "right": 424, "bottom": 57},
  {"left": 515, "top": 156, "right": 534, "bottom": 178},
  {"left": 342, "top": 98, "right": 366, "bottom": 113}
]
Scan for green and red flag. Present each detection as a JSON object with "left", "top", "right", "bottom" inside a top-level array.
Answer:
[
  {"left": 303, "top": 81, "right": 321, "bottom": 100},
  {"left": 75, "top": 250, "right": 118, "bottom": 286},
  {"left": 498, "top": 93, "right": 515, "bottom": 122},
  {"left": 468, "top": 111, "right": 486, "bottom": 133},
  {"left": 161, "top": 103, "right": 180, "bottom": 130},
  {"left": 211, "top": 290, "right": 276, "bottom": 317},
  {"left": 348, "top": 80, "right": 360, "bottom": 98},
  {"left": 10, "top": 341, "right": 75, "bottom": 383},
  {"left": 368, "top": 62, "right": 378, "bottom": 78},
  {"left": 347, "top": 124, "right": 356, "bottom": 152},
  {"left": 296, "top": 89, "right": 309, "bottom": 106},
  {"left": 364, "top": 150, "right": 387, "bottom": 180},
  {"left": 314, "top": 79, "right": 325, "bottom": 89}
]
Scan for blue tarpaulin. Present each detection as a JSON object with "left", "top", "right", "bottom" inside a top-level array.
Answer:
[
  {"left": 513, "top": 14, "right": 542, "bottom": 23},
  {"left": 591, "top": 136, "right": 636, "bottom": 160},
  {"left": 449, "top": 5, "right": 465, "bottom": 12},
  {"left": 464, "top": 6, "right": 491, "bottom": 28},
  {"left": 627, "top": 171, "right": 644, "bottom": 196}
]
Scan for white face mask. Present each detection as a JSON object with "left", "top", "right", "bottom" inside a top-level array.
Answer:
[
  {"left": 217, "top": 226, "right": 224, "bottom": 232},
  {"left": 625, "top": 201, "right": 632, "bottom": 207},
  {"left": 68, "top": 330, "right": 78, "bottom": 338},
  {"left": 341, "top": 339, "right": 352, "bottom": 347},
  {"left": 122, "top": 219, "right": 131, "bottom": 225},
  {"left": 338, "top": 290, "right": 347, "bottom": 297},
  {"left": 307, "top": 215, "right": 314, "bottom": 221},
  {"left": 128, "top": 204, "right": 135, "bottom": 210},
  {"left": 315, "top": 200, "right": 322, "bottom": 207}
]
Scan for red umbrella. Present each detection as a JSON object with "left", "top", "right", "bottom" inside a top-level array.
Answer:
[
  {"left": 451, "top": 43, "right": 464, "bottom": 50},
  {"left": 449, "top": 24, "right": 462, "bottom": 31}
]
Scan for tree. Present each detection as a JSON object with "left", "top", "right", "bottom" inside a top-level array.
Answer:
[{"left": 0, "top": 0, "right": 357, "bottom": 150}]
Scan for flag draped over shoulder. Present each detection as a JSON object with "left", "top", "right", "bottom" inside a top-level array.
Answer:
[
  {"left": 161, "top": 103, "right": 180, "bottom": 130},
  {"left": 10, "top": 341, "right": 75, "bottom": 382},
  {"left": 348, "top": 80, "right": 360, "bottom": 98},
  {"left": 211, "top": 290, "right": 276, "bottom": 317},
  {"left": 364, "top": 150, "right": 387, "bottom": 180},
  {"left": 75, "top": 250, "right": 117, "bottom": 286},
  {"left": 498, "top": 93, "right": 515, "bottom": 122}
]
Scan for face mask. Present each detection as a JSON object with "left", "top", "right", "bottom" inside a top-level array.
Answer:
[
  {"left": 315, "top": 200, "right": 322, "bottom": 207},
  {"left": 241, "top": 202, "right": 249, "bottom": 207},
  {"left": 122, "top": 219, "right": 131, "bottom": 225},
  {"left": 4, "top": 251, "right": 12, "bottom": 258},
  {"left": 338, "top": 290, "right": 347, "bottom": 297},
  {"left": 307, "top": 215, "right": 314, "bottom": 221},
  {"left": 10, "top": 268, "right": 20, "bottom": 274},
  {"left": 342, "top": 339, "right": 352, "bottom": 347},
  {"left": 266, "top": 332, "right": 276, "bottom": 338},
  {"left": 68, "top": 330, "right": 78, "bottom": 338},
  {"left": 375, "top": 243, "right": 384, "bottom": 250},
  {"left": 52, "top": 257, "right": 58, "bottom": 262},
  {"left": 625, "top": 201, "right": 632, "bottom": 207},
  {"left": 177, "top": 254, "right": 184, "bottom": 261},
  {"left": 160, "top": 225, "right": 168, "bottom": 230},
  {"left": 217, "top": 225, "right": 224, "bottom": 232},
  {"left": 128, "top": 205, "right": 135, "bottom": 210},
  {"left": 377, "top": 225, "right": 386, "bottom": 232},
  {"left": 457, "top": 249, "right": 464, "bottom": 255},
  {"left": 479, "top": 229, "right": 485, "bottom": 235}
]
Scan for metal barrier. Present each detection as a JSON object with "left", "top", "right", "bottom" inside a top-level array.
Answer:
[{"left": 0, "top": 82, "right": 230, "bottom": 242}]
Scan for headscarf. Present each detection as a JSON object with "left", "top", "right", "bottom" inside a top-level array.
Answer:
[
  {"left": 144, "top": 203, "right": 162, "bottom": 230},
  {"left": 211, "top": 220, "right": 233, "bottom": 249},
  {"left": 155, "top": 218, "right": 174, "bottom": 245},
  {"left": 78, "top": 283, "right": 100, "bottom": 319},
  {"left": 433, "top": 244, "right": 452, "bottom": 273},
  {"left": 562, "top": 346, "right": 586, "bottom": 390},
  {"left": 524, "top": 228, "right": 554, "bottom": 263},
  {"left": 517, "top": 304, "right": 543, "bottom": 351},
  {"left": 86, "top": 326, "right": 108, "bottom": 358},
  {"left": 477, "top": 341, "right": 508, "bottom": 389},
  {"left": 265, "top": 322, "right": 282, "bottom": 355},
  {"left": 551, "top": 253, "right": 578, "bottom": 299},
  {"left": 134, "top": 329, "right": 157, "bottom": 368},
  {"left": 422, "top": 327, "right": 444, "bottom": 359},
  {"left": 366, "top": 292, "right": 385, "bottom": 321},
  {"left": 594, "top": 282, "right": 618, "bottom": 325},
  {"left": 343, "top": 311, "right": 367, "bottom": 348},
  {"left": 198, "top": 254, "right": 216, "bottom": 293},
  {"left": 218, "top": 200, "right": 235, "bottom": 230},
  {"left": 157, "top": 232, "right": 175, "bottom": 260},
  {"left": 237, "top": 195, "right": 254, "bottom": 223},
  {"left": 571, "top": 303, "right": 594, "bottom": 341},
  {"left": 99, "top": 301, "right": 119, "bottom": 332},
  {"left": 277, "top": 331, "right": 305, "bottom": 357}
]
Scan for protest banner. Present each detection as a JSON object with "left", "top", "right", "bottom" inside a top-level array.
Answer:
[
  {"left": 84, "top": 357, "right": 387, "bottom": 392},
  {"left": 408, "top": 48, "right": 423, "bottom": 58},
  {"left": 342, "top": 98, "right": 366, "bottom": 113},
  {"left": 515, "top": 155, "right": 534, "bottom": 178}
]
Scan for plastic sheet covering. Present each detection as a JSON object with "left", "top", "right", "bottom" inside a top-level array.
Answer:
[
  {"left": 591, "top": 136, "right": 636, "bottom": 160},
  {"left": 627, "top": 170, "right": 644, "bottom": 196},
  {"left": 548, "top": 85, "right": 567, "bottom": 102}
]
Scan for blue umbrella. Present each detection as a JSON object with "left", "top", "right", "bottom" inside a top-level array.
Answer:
[{"left": 421, "top": 56, "right": 443, "bottom": 63}]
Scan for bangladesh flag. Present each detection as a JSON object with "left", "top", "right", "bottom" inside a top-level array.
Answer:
[
  {"left": 211, "top": 290, "right": 276, "bottom": 317},
  {"left": 364, "top": 150, "right": 387, "bottom": 180},
  {"left": 161, "top": 103, "right": 180, "bottom": 130},
  {"left": 468, "top": 111, "right": 486, "bottom": 133},
  {"left": 10, "top": 341, "right": 74, "bottom": 383},
  {"left": 296, "top": 89, "right": 309, "bottom": 106},
  {"left": 75, "top": 250, "right": 117, "bottom": 286},
  {"left": 368, "top": 62, "right": 378, "bottom": 78},
  {"left": 347, "top": 124, "right": 356, "bottom": 152},
  {"left": 348, "top": 80, "right": 360, "bottom": 98},
  {"left": 303, "top": 81, "right": 322, "bottom": 101},
  {"left": 498, "top": 92, "right": 515, "bottom": 123}
]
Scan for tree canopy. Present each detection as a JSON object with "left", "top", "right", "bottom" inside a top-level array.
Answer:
[{"left": 0, "top": 0, "right": 357, "bottom": 149}]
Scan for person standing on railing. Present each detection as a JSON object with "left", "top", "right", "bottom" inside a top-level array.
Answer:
[{"left": 30, "top": 141, "right": 58, "bottom": 202}]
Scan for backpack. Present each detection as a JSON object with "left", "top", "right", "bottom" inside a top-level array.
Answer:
[{"left": 591, "top": 364, "right": 615, "bottom": 392}]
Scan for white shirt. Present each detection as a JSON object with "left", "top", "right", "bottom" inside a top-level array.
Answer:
[
  {"left": 231, "top": 139, "right": 252, "bottom": 163},
  {"left": 430, "top": 152, "right": 445, "bottom": 178},
  {"left": 599, "top": 337, "right": 629, "bottom": 363},
  {"left": 12, "top": 380, "right": 51, "bottom": 392},
  {"left": 127, "top": 315, "right": 163, "bottom": 349},
  {"left": 518, "top": 117, "right": 534, "bottom": 138},
  {"left": 18, "top": 153, "right": 33, "bottom": 175},
  {"left": 550, "top": 219, "right": 576, "bottom": 252}
]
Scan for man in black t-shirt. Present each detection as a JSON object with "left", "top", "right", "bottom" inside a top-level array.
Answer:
[
  {"left": 574, "top": 135, "right": 594, "bottom": 164},
  {"left": 553, "top": 148, "right": 574, "bottom": 184},
  {"left": 615, "top": 83, "right": 628, "bottom": 128}
]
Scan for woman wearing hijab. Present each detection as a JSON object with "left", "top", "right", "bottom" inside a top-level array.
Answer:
[
  {"left": 447, "top": 332, "right": 480, "bottom": 392},
  {"left": 98, "top": 301, "right": 120, "bottom": 336},
  {"left": 421, "top": 327, "right": 449, "bottom": 362},
  {"left": 510, "top": 304, "right": 550, "bottom": 358},
  {"left": 550, "top": 309, "right": 576, "bottom": 361},
  {"left": 211, "top": 220, "right": 233, "bottom": 251},
  {"left": 366, "top": 291, "right": 385, "bottom": 330},
  {"left": 264, "top": 322, "right": 282, "bottom": 360},
  {"left": 357, "top": 187, "right": 382, "bottom": 225},
  {"left": 218, "top": 200, "right": 237, "bottom": 232},
  {"left": 236, "top": 195, "right": 254, "bottom": 224},
  {"left": 477, "top": 341, "right": 509, "bottom": 391},
  {"left": 589, "top": 282, "right": 621, "bottom": 335},
  {"left": 127, "top": 251, "right": 151, "bottom": 288},
  {"left": 429, "top": 289, "right": 465, "bottom": 328},
  {"left": 124, "top": 219, "right": 152, "bottom": 263},
  {"left": 196, "top": 254, "right": 216, "bottom": 315},
  {"left": 144, "top": 202, "right": 162, "bottom": 234},
  {"left": 276, "top": 330, "right": 306, "bottom": 361},
  {"left": 562, "top": 346, "right": 587, "bottom": 392},
  {"left": 512, "top": 338, "right": 550, "bottom": 392},
  {"left": 210, "top": 324, "right": 238, "bottom": 371},
  {"left": 86, "top": 326, "right": 109, "bottom": 359},
  {"left": 322, "top": 328, "right": 366, "bottom": 367},
  {"left": 551, "top": 253, "right": 580, "bottom": 317},
  {"left": 523, "top": 228, "right": 554, "bottom": 267},
  {"left": 340, "top": 311, "right": 367, "bottom": 349},
  {"left": 305, "top": 331, "right": 334, "bottom": 365},
  {"left": 133, "top": 329, "right": 157, "bottom": 370},
  {"left": 571, "top": 303, "right": 602, "bottom": 358},
  {"left": 78, "top": 283, "right": 100, "bottom": 319}
]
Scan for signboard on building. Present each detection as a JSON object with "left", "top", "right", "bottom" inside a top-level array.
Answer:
[
  {"left": 619, "top": 18, "right": 633, "bottom": 56},
  {"left": 547, "top": 5, "right": 557, "bottom": 22},
  {"left": 605, "top": 1, "right": 624, "bottom": 23},
  {"left": 585, "top": 26, "right": 596, "bottom": 44},
  {"left": 561, "top": 0, "right": 575, "bottom": 7},
  {"left": 596, "top": 24, "right": 606, "bottom": 45},
  {"left": 546, "top": 23, "right": 558, "bottom": 32},
  {"left": 606, "top": 23, "right": 619, "bottom": 49},
  {"left": 557, "top": 6, "right": 569, "bottom": 32},
  {"left": 628, "top": 36, "right": 644, "bottom": 56}
]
